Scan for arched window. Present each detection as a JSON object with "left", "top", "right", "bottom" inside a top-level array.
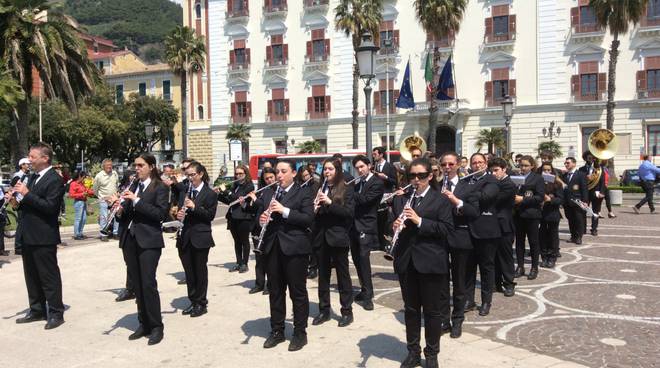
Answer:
[
  {"left": 197, "top": 105, "right": 204, "bottom": 120},
  {"left": 195, "top": 2, "right": 202, "bottom": 19}
]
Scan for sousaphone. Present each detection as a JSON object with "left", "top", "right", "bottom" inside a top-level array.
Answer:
[
  {"left": 399, "top": 135, "right": 427, "bottom": 163},
  {"left": 588, "top": 128, "right": 618, "bottom": 160}
]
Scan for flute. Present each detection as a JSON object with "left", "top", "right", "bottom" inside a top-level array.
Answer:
[
  {"left": 227, "top": 181, "right": 277, "bottom": 207},
  {"left": 380, "top": 184, "right": 412, "bottom": 204},
  {"left": 460, "top": 168, "right": 487, "bottom": 181}
]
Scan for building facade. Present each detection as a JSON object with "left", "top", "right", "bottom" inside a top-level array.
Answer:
[{"left": 184, "top": 0, "right": 660, "bottom": 178}]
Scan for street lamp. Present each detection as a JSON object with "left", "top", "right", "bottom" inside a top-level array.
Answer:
[
  {"left": 145, "top": 121, "right": 155, "bottom": 152},
  {"left": 542, "top": 120, "right": 561, "bottom": 139},
  {"left": 501, "top": 95, "right": 514, "bottom": 154},
  {"left": 357, "top": 32, "right": 379, "bottom": 162}
]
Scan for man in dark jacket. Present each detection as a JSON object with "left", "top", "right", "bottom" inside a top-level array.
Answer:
[{"left": 488, "top": 158, "right": 516, "bottom": 297}]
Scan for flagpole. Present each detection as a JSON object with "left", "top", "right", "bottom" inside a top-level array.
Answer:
[
  {"left": 386, "top": 53, "right": 390, "bottom": 162},
  {"left": 450, "top": 51, "right": 458, "bottom": 109}
]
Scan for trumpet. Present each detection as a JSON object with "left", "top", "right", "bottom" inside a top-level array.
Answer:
[
  {"left": 100, "top": 178, "right": 138, "bottom": 236},
  {"left": 227, "top": 181, "right": 277, "bottom": 207},
  {"left": 254, "top": 185, "right": 282, "bottom": 255},
  {"left": 380, "top": 184, "right": 412, "bottom": 204},
  {"left": 313, "top": 178, "right": 328, "bottom": 213},
  {"left": 384, "top": 187, "right": 417, "bottom": 261}
]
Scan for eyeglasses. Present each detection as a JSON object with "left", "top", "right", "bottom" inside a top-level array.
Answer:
[
  {"left": 407, "top": 172, "right": 430, "bottom": 180},
  {"left": 186, "top": 172, "right": 198, "bottom": 178},
  {"left": 441, "top": 162, "right": 456, "bottom": 167},
  {"left": 235, "top": 172, "right": 245, "bottom": 176}
]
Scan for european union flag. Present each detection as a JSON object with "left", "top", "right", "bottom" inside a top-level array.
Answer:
[
  {"left": 396, "top": 60, "right": 415, "bottom": 109},
  {"left": 436, "top": 54, "right": 455, "bottom": 100}
]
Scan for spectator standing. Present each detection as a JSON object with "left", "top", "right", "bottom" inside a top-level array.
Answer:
[
  {"left": 69, "top": 171, "right": 94, "bottom": 240},
  {"left": 93, "top": 159, "right": 120, "bottom": 241}
]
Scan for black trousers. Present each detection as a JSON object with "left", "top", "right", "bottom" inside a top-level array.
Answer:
[
  {"left": 539, "top": 220, "right": 559, "bottom": 259},
  {"left": 604, "top": 187, "right": 613, "bottom": 213},
  {"left": 636, "top": 180, "right": 656, "bottom": 211},
  {"left": 565, "top": 205, "right": 585, "bottom": 241},
  {"left": 122, "top": 234, "right": 163, "bottom": 332},
  {"left": 178, "top": 245, "right": 210, "bottom": 306},
  {"left": 350, "top": 230, "right": 375, "bottom": 300},
  {"left": 377, "top": 208, "right": 391, "bottom": 250},
  {"left": 515, "top": 217, "right": 540, "bottom": 270},
  {"left": 229, "top": 219, "right": 252, "bottom": 266},
  {"left": 22, "top": 245, "right": 64, "bottom": 318},
  {"left": 265, "top": 239, "right": 309, "bottom": 334},
  {"left": 125, "top": 268, "right": 134, "bottom": 292},
  {"left": 318, "top": 242, "right": 353, "bottom": 315},
  {"left": 308, "top": 248, "right": 319, "bottom": 272},
  {"left": 448, "top": 247, "right": 470, "bottom": 324},
  {"left": 494, "top": 232, "right": 515, "bottom": 289},
  {"left": 465, "top": 238, "right": 498, "bottom": 305},
  {"left": 0, "top": 223, "right": 5, "bottom": 251},
  {"left": 398, "top": 262, "right": 450, "bottom": 357}
]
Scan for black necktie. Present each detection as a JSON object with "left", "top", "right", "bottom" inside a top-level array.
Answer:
[
  {"left": 567, "top": 172, "right": 573, "bottom": 183},
  {"left": 411, "top": 196, "right": 422, "bottom": 210},
  {"left": 447, "top": 180, "right": 453, "bottom": 191},
  {"left": 28, "top": 173, "right": 40, "bottom": 189},
  {"left": 276, "top": 189, "right": 285, "bottom": 201},
  {"left": 192, "top": 189, "right": 198, "bottom": 200},
  {"left": 357, "top": 181, "right": 365, "bottom": 193},
  {"left": 138, "top": 183, "right": 145, "bottom": 195}
]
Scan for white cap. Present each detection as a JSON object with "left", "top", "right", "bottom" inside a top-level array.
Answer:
[{"left": 18, "top": 158, "right": 30, "bottom": 166}]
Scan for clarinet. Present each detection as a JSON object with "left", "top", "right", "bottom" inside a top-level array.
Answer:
[
  {"left": 100, "top": 178, "right": 138, "bottom": 236},
  {"left": 254, "top": 185, "right": 282, "bottom": 255},
  {"left": 177, "top": 182, "right": 194, "bottom": 238},
  {"left": 441, "top": 173, "right": 449, "bottom": 192},
  {"left": 313, "top": 178, "right": 328, "bottom": 213},
  {"left": 384, "top": 187, "right": 417, "bottom": 261}
]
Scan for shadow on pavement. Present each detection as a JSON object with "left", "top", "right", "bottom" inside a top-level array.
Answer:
[
  {"left": 209, "top": 262, "right": 237, "bottom": 271},
  {"left": 0, "top": 259, "right": 10, "bottom": 269},
  {"left": 240, "top": 317, "right": 272, "bottom": 344},
  {"left": 103, "top": 312, "right": 138, "bottom": 335},
  {"left": 228, "top": 279, "right": 254, "bottom": 290},
  {"left": 2, "top": 308, "right": 29, "bottom": 320},
  {"left": 166, "top": 271, "right": 186, "bottom": 282},
  {"left": 96, "top": 288, "right": 125, "bottom": 298},
  {"left": 373, "top": 272, "right": 399, "bottom": 282},
  {"left": 357, "top": 333, "right": 405, "bottom": 367},
  {"left": 164, "top": 296, "right": 189, "bottom": 314}
]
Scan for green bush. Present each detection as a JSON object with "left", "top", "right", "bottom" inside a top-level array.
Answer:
[{"left": 608, "top": 185, "right": 644, "bottom": 193}]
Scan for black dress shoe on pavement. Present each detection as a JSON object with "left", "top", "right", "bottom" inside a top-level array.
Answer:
[
  {"left": 177, "top": 279, "right": 187, "bottom": 285},
  {"left": 263, "top": 330, "right": 285, "bottom": 349},
  {"left": 115, "top": 289, "right": 136, "bottom": 302},
  {"left": 503, "top": 287, "right": 515, "bottom": 297},
  {"left": 239, "top": 264, "right": 249, "bottom": 273},
  {"left": 128, "top": 325, "right": 148, "bottom": 340},
  {"left": 249, "top": 286, "right": 264, "bottom": 294},
  {"left": 307, "top": 269, "right": 318, "bottom": 279},
  {"left": 0, "top": 250, "right": 10, "bottom": 256},
  {"left": 450, "top": 321, "right": 462, "bottom": 338},
  {"left": 14, "top": 249, "right": 22, "bottom": 255},
  {"left": 312, "top": 312, "right": 331, "bottom": 326},
  {"left": 182, "top": 304, "right": 195, "bottom": 315},
  {"left": 478, "top": 303, "right": 491, "bottom": 316},
  {"left": 190, "top": 305, "right": 207, "bottom": 318},
  {"left": 229, "top": 264, "right": 241, "bottom": 272},
  {"left": 361, "top": 299, "right": 374, "bottom": 311},
  {"left": 262, "top": 289, "right": 270, "bottom": 295},
  {"left": 354, "top": 292, "right": 364, "bottom": 302},
  {"left": 547, "top": 259, "right": 556, "bottom": 268},
  {"left": 148, "top": 327, "right": 164, "bottom": 345},
  {"left": 464, "top": 301, "right": 477, "bottom": 312},
  {"left": 400, "top": 352, "right": 422, "bottom": 368},
  {"left": 338, "top": 314, "right": 353, "bottom": 327},
  {"left": 495, "top": 284, "right": 504, "bottom": 293},
  {"left": 513, "top": 267, "right": 525, "bottom": 278},
  {"left": 288, "top": 332, "right": 307, "bottom": 351},
  {"left": 44, "top": 317, "right": 65, "bottom": 330},
  {"left": 16, "top": 312, "right": 46, "bottom": 324},
  {"left": 575, "top": 238, "right": 582, "bottom": 245},
  {"left": 590, "top": 229, "right": 598, "bottom": 236},
  {"left": 424, "top": 355, "right": 439, "bottom": 368},
  {"left": 440, "top": 322, "right": 451, "bottom": 336},
  {"left": 527, "top": 268, "right": 539, "bottom": 280}
]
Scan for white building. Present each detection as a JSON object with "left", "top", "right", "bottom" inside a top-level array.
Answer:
[{"left": 183, "top": 0, "right": 660, "bottom": 177}]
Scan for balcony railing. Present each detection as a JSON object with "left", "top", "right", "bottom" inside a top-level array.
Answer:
[
  {"left": 426, "top": 39, "right": 453, "bottom": 50},
  {"left": 266, "top": 58, "right": 287, "bottom": 67},
  {"left": 305, "top": 53, "right": 329, "bottom": 63},
  {"left": 267, "top": 113, "right": 288, "bottom": 122},
  {"left": 304, "top": 0, "right": 329, "bottom": 9},
  {"left": 640, "top": 15, "right": 660, "bottom": 28},
  {"left": 378, "top": 45, "right": 399, "bottom": 56},
  {"left": 484, "top": 31, "right": 515, "bottom": 44},
  {"left": 230, "top": 115, "right": 251, "bottom": 124},
  {"left": 637, "top": 89, "right": 660, "bottom": 99},
  {"left": 572, "top": 23, "right": 604, "bottom": 34},
  {"left": 307, "top": 110, "right": 328, "bottom": 119},
  {"left": 264, "top": 2, "right": 287, "bottom": 14},
  {"left": 227, "top": 8, "right": 249, "bottom": 19},
  {"left": 229, "top": 62, "right": 250, "bottom": 71},
  {"left": 571, "top": 91, "right": 606, "bottom": 103}
]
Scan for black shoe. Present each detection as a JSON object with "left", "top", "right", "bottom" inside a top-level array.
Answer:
[
  {"left": 177, "top": 279, "right": 187, "bottom": 285},
  {"left": 440, "top": 321, "right": 451, "bottom": 336},
  {"left": 338, "top": 314, "right": 353, "bottom": 327},
  {"left": 478, "top": 303, "right": 491, "bottom": 316},
  {"left": 464, "top": 301, "right": 477, "bottom": 312},
  {"left": 262, "top": 289, "right": 270, "bottom": 295},
  {"left": 354, "top": 292, "right": 364, "bottom": 302},
  {"left": 361, "top": 299, "right": 374, "bottom": 311},
  {"left": 288, "top": 332, "right": 307, "bottom": 352},
  {"left": 229, "top": 264, "right": 241, "bottom": 272},
  {"left": 503, "top": 286, "right": 515, "bottom": 297},
  {"left": 190, "top": 305, "right": 207, "bottom": 318},
  {"left": 527, "top": 268, "right": 539, "bottom": 280},
  {"left": 263, "top": 330, "right": 285, "bottom": 349},
  {"left": 115, "top": 289, "right": 136, "bottom": 302},
  {"left": 575, "top": 238, "right": 582, "bottom": 245},
  {"left": 249, "top": 286, "right": 264, "bottom": 294},
  {"left": 16, "top": 312, "right": 46, "bottom": 324},
  {"left": 44, "top": 316, "right": 65, "bottom": 330},
  {"left": 307, "top": 269, "right": 318, "bottom": 279},
  {"left": 100, "top": 236, "right": 109, "bottom": 242},
  {"left": 128, "top": 325, "right": 148, "bottom": 340},
  {"left": 0, "top": 250, "right": 10, "bottom": 256},
  {"left": 312, "top": 312, "right": 331, "bottom": 326},
  {"left": 424, "top": 355, "right": 439, "bottom": 368},
  {"left": 547, "top": 259, "right": 556, "bottom": 268},
  {"left": 239, "top": 264, "right": 249, "bottom": 273},
  {"left": 495, "top": 284, "right": 504, "bottom": 293},
  {"left": 450, "top": 321, "right": 462, "bottom": 338},
  {"left": 182, "top": 304, "right": 195, "bottom": 315},
  {"left": 539, "top": 259, "right": 549, "bottom": 268},
  {"left": 148, "top": 327, "right": 164, "bottom": 345},
  {"left": 590, "top": 229, "right": 598, "bottom": 236},
  {"left": 514, "top": 267, "right": 525, "bottom": 278},
  {"left": 400, "top": 352, "right": 422, "bottom": 368}
]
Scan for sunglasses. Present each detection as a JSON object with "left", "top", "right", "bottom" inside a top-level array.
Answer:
[
  {"left": 407, "top": 172, "right": 430, "bottom": 180},
  {"left": 441, "top": 162, "right": 456, "bottom": 167}
]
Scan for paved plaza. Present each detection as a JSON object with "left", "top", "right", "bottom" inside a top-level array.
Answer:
[{"left": 0, "top": 197, "right": 657, "bottom": 368}]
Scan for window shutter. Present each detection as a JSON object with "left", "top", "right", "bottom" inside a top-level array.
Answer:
[
  {"left": 598, "top": 73, "right": 607, "bottom": 96},
  {"left": 393, "top": 30, "right": 400, "bottom": 48},
  {"left": 637, "top": 70, "right": 647, "bottom": 91},
  {"left": 485, "top": 81, "right": 493, "bottom": 105},
  {"left": 325, "top": 96, "right": 331, "bottom": 112},
  {"left": 266, "top": 46, "right": 272, "bottom": 64},
  {"left": 229, "top": 50, "right": 235, "bottom": 65},
  {"left": 485, "top": 17, "right": 493, "bottom": 37},
  {"left": 509, "top": 79, "right": 516, "bottom": 97},
  {"left": 284, "top": 99, "right": 289, "bottom": 114},
  {"left": 571, "top": 7, "right": 580, "bottom": 27},
  {"left": 509, "top": 15, "right": 516, "bottom": 37},
  {"left": 267, "top": 100, "right": 273, "bottom": 116},
  {"left": 393, "top": 90, "right": 400, "bottom": 112},
  {"left": 324, "top": 39, "right": 330, "bottom": 56},
  {"left": 571, "top": 75, "right": 580, "bottom": 96},
  {"left": 374, "top": 91, "right": 381, "bottom": 113},
  {"left": 231, "top": 102, "right": 236, "bottom": 118},
  {"left": 243, "top": 0, "right": 249, "bottom": 13},
  {"left": 272, "top": 88, "right": 285, "bottom": 99},
  {"left": 246, "top": 101, "right": 252, "bottom": 117},
  {"left": 318, "top": 29, "right": 325, "bottom": 39},
  {"left": 265, "top": 0, "right": 270, "bottom": 7},
  {"left": 578, "top": 0, "right": 590, "bottom": 6},
  {"left": 307, "top": 97, "right": 313, "bottom": 113},
  {"left": 283, "top": 44, "right": 289, "bottom": 62},
  {"left": 306, "top": 41, "right": 312, "bottom": 58},
  {"left": 246, "top": 48, "right": 251, "bottom": 64},
  {"left": 228, "top": 0, "right": 233, "bottom": 12}
]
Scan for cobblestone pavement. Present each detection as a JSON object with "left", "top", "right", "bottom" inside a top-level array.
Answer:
[{"left": 366, "top": 206, "right": 660, "bottom": 368}]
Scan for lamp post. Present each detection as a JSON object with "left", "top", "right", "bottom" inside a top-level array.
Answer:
[
  {"left": 501, "top": 95, "right": 514, "bottom": 154},
  {"left": 284, "top": 134, "right": 289, "bottom": 154},
  {"left": 542, "top": 120, "right": 561, "bottom": 139},
  {"left": 357, "top": 32, "right": 379, "bottom": 162},
  {"left": 383, "top": 37, "right": 392, "bottom": 162},
  {"left": 145, "top": 121, "right": 155, "bottom": 153}
]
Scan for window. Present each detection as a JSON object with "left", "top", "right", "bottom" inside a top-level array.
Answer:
[
  {"left": 380, "top": 90, "right": 395, "bottom": 111},
  {"left": 198, "top": 105, "right": 204, "bottom": 120},
  {"left": 273, "top": 99, "right": 286, "bottom": 116},
  {"left": 493, "top": 15, "right": 509, "bottom": 35},
  {"left": 98, "top": 61, "right": 104, "bottom": 70},
  {"left": 162, "top": 80, "right": 171, "bottom": 100},
  {"left": 272, "top": 44, "right": 284, "bottom": 62},
  {"left": 312, "top": 40, "right": 325, "bottom": 59},
  {"left": 380, "top": 30, "right": 394, "bottom": 48},
  {"left": 237, "top": 102, "right": 248, "bottom": 117},
  {"left": 581, "top": 126, "right": 598, "bottom": 153},
  {"left": 235, "top": 48, "right": 246, "bottom": 64},
  {"left": 195, "top": 2, "right": 202, "bottom": 18},
  {"left": 579, "top": 6, "right": 596, "bottom": 25},
  {"left": 650, "top": 0, "right": 660, "bottom": 18},
  {"left": 313, "top": 96, "right": 326, "bottom": 113},
  {"left": 275, "top": 139, "right": 287, "bottom": 154},
  {"left": 381, "top": 135, "right": 396, "bottom": 150},
  {"left": 580, "top": 73, "right": 597, "bottom": 96},
  {"left": 138, "top": 82, "right": 147, "bottom": 97},
  {"left": 649, "top": 125, "right": 660, "bottom": 156},
  {"left": 93, "top": 44, "right": 98, "bottom": 53},
  {"left": 233, "top": 0, "right": 244, "bottom": 11},
  {"left": 315, "top": 139, "right": 327, "bottom": 153},
  {"left": 648, "top": 70, "right": 660, "bottom": 91},
  {"left": 493, "top": 80, "right": 509, "bottom": 100},
  {"left": 272, "top": 0, "right": 282, "bottom": 7},
  {"left": 115, "top": 84, "right": 124, "bottom": 104}
]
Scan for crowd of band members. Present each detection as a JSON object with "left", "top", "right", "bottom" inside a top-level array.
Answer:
[{"left": 3, "top": 141, "right": 625, "bottom": 363}]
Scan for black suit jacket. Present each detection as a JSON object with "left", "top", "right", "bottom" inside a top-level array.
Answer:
[
  {"left": 353, "top": 175, "right": 384, "bottom": 235},
  {"left": 176, "top": 184, "right": 218, "bottom": 249},
  {"left": 255, "top": 183, "right": 314, "bottom": 256},
  {"left": 495, "top": 176, "right": 516, "bottom": 234},
  {"left": 447, "top": 179, "right": 480, "bottom": 250},
  {"left": 542, "top": 184, "right": 564, "bottom": 222},
  {"left": 375, "top": 161, "right": 398, "bottom": 192},
  {"left": 118, "top": 180, "right": 169, "bottom": 249},
  {"left": 313, "top": 184, "right": 355, "bottom": 248},
  {"left": 515, "top": 172, "right": 545, "bottom": 220},
  {"left": 392, "top": 187, "right": 454, "bottom": 275},
  {"left": 562, "top": 170, "right": 589, "bottom": 208},
  {"left": 16, "top": 168, "right": 64, "bottom": 246},
  {"left": 218, "top": 181, "right": 255, "bottom": 221},
  {"left": 466, "top": 174, "right": 501, "bottom": 239}
]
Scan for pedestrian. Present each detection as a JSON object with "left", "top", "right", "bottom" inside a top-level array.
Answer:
[
  {"left": 69, "top": 171, "right": 94, "bottom": 240},
  {"left": 633, "top": 154, "right": 660, "bottom": 214},
  {"left": 247, "top": 167, "right": 277, "bottom": 294},
  {"left": 600, "top": 160, "right": 616, "bottom": 218},
  {"left": 114, "top": 170, "right": 137, "bottom": 303},
  {"left": 562, "top": 157, "right": 588, "bottom": 245},
  {"left": 93, "top": 159, "right": 120, "bottom": 241},
  {"left": 0, "top": 185, "right": 8, "bottom": 256},
  {"left": 513, "top": 155, "right": 544, "bottom": 280}
]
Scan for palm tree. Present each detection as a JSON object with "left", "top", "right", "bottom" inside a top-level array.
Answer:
[
  {"left": 591, "top": 0, "right": 647, "bottom": 172},
  {"left": 297, "top": 140, "right": 321, "bottom": 153},
  {"left": 475, "top": 128, "right": 505, "bottom": 154},
  {"left": 1, "top": 0, "right": 98, "bottom": 163},
  {"left": 226, "top": 123, "right": 251, "bottom": 164},
  {"left": 413, "top": 0, "right": 467, "bottom": 154},
  {"left": 164, "top": 26, "right": 206, "bottom": 159},
  {"left": 537, "top": 141, "right": 563, "bottom": 160},
  {"left": 0, "top": 65, "right": 25, "bottom": 114},
  {"left": 335, "top": 0, "right": 383, "bottom": 149}
]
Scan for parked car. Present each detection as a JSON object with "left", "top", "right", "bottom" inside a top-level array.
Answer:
[{"left": 620, "top": 169, "right": 640, "bottom": 186}]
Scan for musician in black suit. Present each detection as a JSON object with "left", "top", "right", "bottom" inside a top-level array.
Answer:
[
  {"left": 373, "top": 147, "right": 398, "bottom": 250},
  {"left": 217, "top": 164, "right": 255, "bottom": 273},
  {"left": 488, "top": 158, "right": 516, "bottom": 297},
  {"left": 113, "top": 153, "right": 169, "bottom": 345},
  {"left": 562, "top": 157, "right": 589, "bottom": 245},
  {"left": 311, "top": 158, "right": 356, "bottom": 327},
  {"left": 391, "top": 158, "right": 453, "bottom": 368},
  {"left": 350, "top": 155, "right": 384, "bottom": 312},
  {"left": 176, "top": 161, "right": 218, "bottom": 317},
  {"left": 247, "top": 167, "right": 277, "bottom": 294},
  {"left": 11, "top": 143, "right": 65, "bottom": 330},
  {"left": 539, "top": 163, "right": 564, "bottom": 268},
  {"left": 297, "top": 167, "right": 320, "bottom": 280},
  {"left": 440, "top": 152, "right": 480, "bottom": 338},
  {"left": 579, "top": 151, "right": 605, "bottom": 236},
  {"left": 256, "top": 159, "right": 314, "bottom": 351},
  {"left": 513, "top": 155, "right": 545, "bottom": 280}
]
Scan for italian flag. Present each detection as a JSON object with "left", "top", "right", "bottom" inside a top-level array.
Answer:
[{"left": 424, "top": 52, "right": 433, "bottom": 92}]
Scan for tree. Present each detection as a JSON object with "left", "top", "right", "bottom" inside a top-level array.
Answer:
[
  {"left": 0, "top": 66, "right": 25, "bottom": 114},
  {"left": 475, "top": 128, "right": 505, "bottom": 154},
  {"left": 413, "top": 0, "right": 467, "bottom": 153},
  {"left": 125, "top": 94, "right": 179, "bottom": 157},
  {"left": 335, "top": 0, "right": 383, "bottom": 149},
  {"left": 225, "top": 123, "right": 251, "bottom": 142},
  {"left": 1, "top": 0, "right": 98, "bottom": 164},
  {"left": 297, "top": 140, "right": 321, "bottom": 153},
  {"left": 591, "top": 0, "right": 648, "bottom": 172},
  {"left": 537, "top": 141, "right": 562, "bottom": 160},
  {"left": 164, "top": 26, "right": 206, "bottom": 158}
]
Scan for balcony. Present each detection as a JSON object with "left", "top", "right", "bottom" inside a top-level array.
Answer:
[
  {"left": 426, "top": 38, "right": 454, "bottom": 56},
  {"left": 571, "top": 91, "right": 607, "bottom": 108},
  {"left": 482, "top": 31, "right": 515, "bottom": 51},
  {"left": 568, "top": 23, "right": 605, "bottom": 43},
  {"left": 228, "top": 62, "right": 250, "bottom": 78},
  {"left": 303, "top": 0, "right": 329, "bottom": 12},
  {"left": 263, "top": 2, "right": 287, "bottom": 18},
  {"left": 638, "top": 16, "right": 660, "bottom": 37},
  {"left": 264, "top": 58, "right": 288, "bottom": 75},
  {"left": 307, "top": 110, "right": 329, "bottom": 119},
  {"left": 266, "top": 113, "right": 288, "bottom": 122},
  {"left": 304, "top": 53, "right": 329, "bottom": 73},
  {"left": 226, "top": 8, "right": 249, "bottom": 23},
  {"left": 637, "top": 89, "right": 660, "bottom": 105},
  {"left": 408, "top": 99, "right": 466, "bottom": 116},
  {"left": 230, "top": 115, "right": 251, "bottom": 124}
]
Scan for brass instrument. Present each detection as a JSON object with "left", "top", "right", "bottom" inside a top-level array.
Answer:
[
  {"left": 254, "top": 185, "right": 282, "bottom": 255},
  {"left": 384, "top": 187, "right": 416, "bottom": 261},
  {"left": 586, "top": 128, "right": 617, "bottom": 190},
  {"left": 399, "top": 135, "right": 427, "bottom": 164}
]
